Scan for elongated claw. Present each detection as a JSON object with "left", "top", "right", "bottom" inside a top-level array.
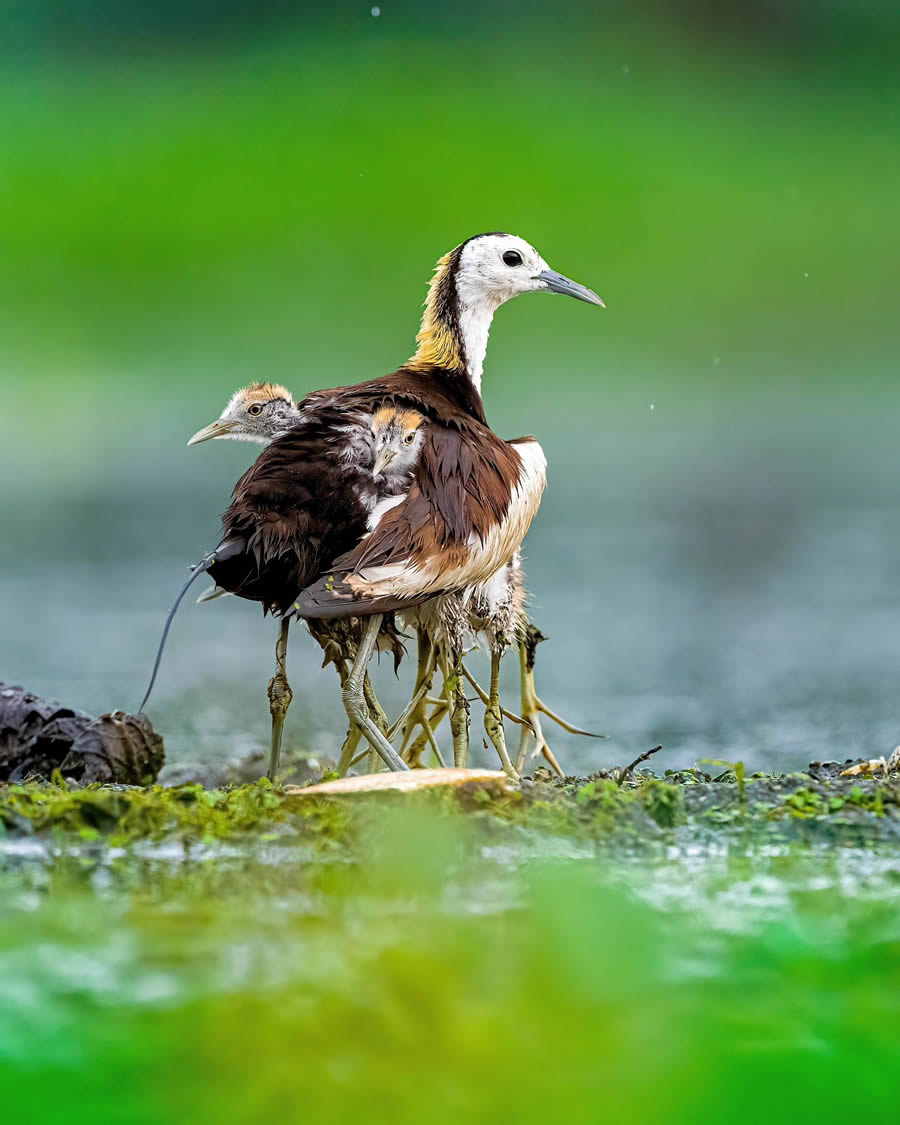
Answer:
[
  {"left": 460, "top": 663, "right": 536, "bottom": 732},
  {"left": 531, "top": 695, "right": 606, "bottom": 740}
]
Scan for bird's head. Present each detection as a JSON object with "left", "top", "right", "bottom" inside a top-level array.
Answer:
[
  {"left": 412, "top": 234, "right": 603, "bottom": 382},
  {"left": 371, "top": 406, "right": 426, "bottom": 478},
  {"left": 453, "top": 233, "right": 605, "bottom": 312},
  {"left": 187, "top": 383, "right": 297, "bottom": 446}
]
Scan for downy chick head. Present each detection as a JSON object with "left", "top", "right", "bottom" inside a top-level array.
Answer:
[
  {"left": 187, "top": 383, "right": 297, "bottom": 447},
  {"left": 371, "top": 406, "right": 426, "bottom": 481}
]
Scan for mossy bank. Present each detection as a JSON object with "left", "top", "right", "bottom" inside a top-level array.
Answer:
[{"left": 4, "top": 760, "right": 900, "bottom": 856}]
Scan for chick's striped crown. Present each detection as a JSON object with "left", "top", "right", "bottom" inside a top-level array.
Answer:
[
  {"left": 372, "top": 406, "right": 425, "bottom": 435},
  {"left": 226, "top": 382, "right": 294, "bottom": 412}
]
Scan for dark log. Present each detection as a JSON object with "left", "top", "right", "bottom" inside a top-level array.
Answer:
[{"left": 0, "top": 683, "right": 164, "bottom": 785}]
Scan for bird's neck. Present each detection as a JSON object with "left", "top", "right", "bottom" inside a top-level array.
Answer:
[{"left": 407, "top": 251, "right": 499, "bottom": 401}]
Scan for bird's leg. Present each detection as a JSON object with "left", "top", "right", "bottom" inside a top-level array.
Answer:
[
  {"left": 483, "top": 647, "right": 519, "bottom": 779},
  {"left": 342, "top": 614, "right": 408, "bottom": 772},
  {"left": 516, "top": 630, "right": 563, "bottom": 778},
  {"left": 331, "top": 654, "right": 363, "bottom": 776},
  {"left": 337, "top": 725, "right": 363, "bottom": 776},
  {"left": 461, "top": 662, "right": 535, "bottom": 733},
  {"left": 266, "top": 617, "right": 293, "bottom": 782},
  {"left": 364, "top": 672, "right": 389, "bottom": 773},
  {"left": 444, "top": 646, "right": 469, "bottom": 769},
  {"left": 393, "top": 634, "right": 435, "bottom": 738},
  {"left": 394, "top": 634, "right": 446, "bottom": 767},
  {"left": 515, "top": 622, "right": 605, "bottom": 777},
  {"left": 404, "top": 699, "right": 449, "bottom": 767}
]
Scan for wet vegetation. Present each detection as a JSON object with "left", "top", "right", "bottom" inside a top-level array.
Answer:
[{"left": 4, "top": 761, "right": 900, "bottom": 851}]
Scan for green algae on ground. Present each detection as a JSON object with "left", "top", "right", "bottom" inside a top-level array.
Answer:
[
  {"left": 5, "top": 764, "right": 900, "bottom": 852},
  {"left": 0, "top": 780, "right": 352, "bottom": 848}
]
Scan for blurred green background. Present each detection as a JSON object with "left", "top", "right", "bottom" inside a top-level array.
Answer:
[
  {"left": 1, "top": 0, "right": 899, "bottom": 769},
  {"left": 2, "top": 4, "right": 900, "bottom": 1123}
]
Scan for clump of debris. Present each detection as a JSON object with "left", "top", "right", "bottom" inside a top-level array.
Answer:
[{"left": 0, "top": 683, "right": 164, "bottom": 785}]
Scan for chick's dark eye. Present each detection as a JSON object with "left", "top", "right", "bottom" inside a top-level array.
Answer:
[
  {"left": 405, "top": 433, "right": 415, "bottom": 444},
  {"left": 502, "top": 249, "right": 523, "bottom": 267},
  {"left": 248, "top": 404, "right": 263, "bottom": 416}
]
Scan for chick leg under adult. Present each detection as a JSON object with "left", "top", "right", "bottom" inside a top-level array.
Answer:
[
  {"left": 341, "top": 613, "right": 409, "bottom": 772},
  {"left": 395, "top": 634, "right": 446, "bottom": 768},
  {"left": 483, "top": 648, "right": 519, "bottom": 779},
  {"left": 364, "top": 673, "right": 390, "bottom": 773},
  {"left": 443, "top": 645, "right": 470, "bottom": 769},
  {"left": 515, "top": 624, "right": 602, "bottom": 776},
  {"left": 266, "top": 617, "right": 293, "bottom": 781}
]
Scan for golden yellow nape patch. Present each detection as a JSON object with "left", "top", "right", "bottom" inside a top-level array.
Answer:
[{"left": 408, "top": 251, "right": 462, "bottom": 372}]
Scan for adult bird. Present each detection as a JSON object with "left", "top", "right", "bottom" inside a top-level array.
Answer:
[
  {"left": 186, "top": 382, "right": 594, "bottom": 774},
  {"left": 288, "top": 233, "right": 603, "bottom": 768},
  {"left": 147, "top": 234, "right": 602, "bottom": 776}
]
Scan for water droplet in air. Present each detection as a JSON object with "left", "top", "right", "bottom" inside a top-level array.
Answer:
[
  {"left": 650, "top": 403, "right": 655, "bottom": 411},
  {"left": 371, "top": 5, "right": 381, "bottom": 15}
]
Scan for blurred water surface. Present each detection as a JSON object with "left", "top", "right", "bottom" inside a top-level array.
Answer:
[{"left": 4, "top": 382, "right": 900, "bottom": 774}]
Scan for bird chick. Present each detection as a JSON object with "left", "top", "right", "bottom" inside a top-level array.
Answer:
[
  {"left": 187, "top": 382, "right": 298, "bottom": 446},
  {"left": 371, "top": 406, "right": 426, "bottom": 488}
]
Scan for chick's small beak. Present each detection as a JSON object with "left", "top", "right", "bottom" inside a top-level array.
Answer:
[
  {"left": 187, "top": 419, "right": 236, "bottom": 446},
  {"left": 372, "top": 447, "right": 396, "bottom": 477},
  {"left": 536, "top": 269, "right": 605, "bottom": 307}
]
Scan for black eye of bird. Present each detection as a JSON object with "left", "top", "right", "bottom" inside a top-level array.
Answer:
[
  {"left": 502, "top": 249, "right": 523, "bottom": 267},
  {"left": 248, "top": 404, "right": 263, "bottom": 416},
  {"left": 405, "top": 433, "right": 415, "bottom": 444}
]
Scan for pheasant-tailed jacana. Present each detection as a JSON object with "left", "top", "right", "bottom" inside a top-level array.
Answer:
[
  {"left": 145, "top": 234, "right": 602, "bottom": 777},
  {"left": 289, "top": 233, "right": 603, "bottom": 769},
  {"left": 191, "top": 384, "right": 593, "bottom": 777}
]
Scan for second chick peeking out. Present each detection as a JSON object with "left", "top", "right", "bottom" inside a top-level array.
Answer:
[{"left": 371, "top": 406, "right": 425, "bottom": 480}]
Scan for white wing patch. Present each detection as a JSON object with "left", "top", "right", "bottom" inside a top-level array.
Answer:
[{"left": 367, "top": 493, "right": 406, "bottom": 531}]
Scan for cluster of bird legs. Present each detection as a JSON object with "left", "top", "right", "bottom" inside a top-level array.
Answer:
[{"left": 141, "top": 233, "right": 604, "bottom": 782}]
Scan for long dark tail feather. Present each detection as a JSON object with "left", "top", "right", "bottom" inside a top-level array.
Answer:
[{"left": 137, "top": 539, "right": 245, "bottom": 714}]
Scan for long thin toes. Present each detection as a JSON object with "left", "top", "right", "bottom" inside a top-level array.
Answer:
[{"left": 536, "top": 698, "right": 605, "bottom": 738}]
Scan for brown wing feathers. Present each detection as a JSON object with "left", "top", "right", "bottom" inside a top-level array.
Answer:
[
  {"left": 295, "top": 421, "right": 526, "bottom": 619},
  {"left": 208, "top": 403, "right": 374, "bottom": 614},
  {"left": 207, "top": 364, "right": 527, "bottom": 620}
]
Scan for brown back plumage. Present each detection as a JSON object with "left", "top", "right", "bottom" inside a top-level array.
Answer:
[
  {"left": 207, "top": 399, "right": 375, "bottom": 614},
  {"left": 208, "top": 366, "right": 526, "bottom": 618}
]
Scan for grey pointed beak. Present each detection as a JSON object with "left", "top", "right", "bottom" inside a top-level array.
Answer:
[
  {"left": 187, "top": 419, "right": 236, "bottom": 446},
  {"left": 372, "top": 447, "right": 397, "bottom": 477},
  {"left": 536, "top": 269, "right": 605, "bottom": 307}
]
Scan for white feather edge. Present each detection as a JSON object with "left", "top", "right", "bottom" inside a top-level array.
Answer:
[{"left": 348, "top": 441, "right": 547, "bottom": 600}]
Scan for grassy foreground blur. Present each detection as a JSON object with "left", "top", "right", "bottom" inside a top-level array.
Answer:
[{"left": 3, "top": 780, "right": 900, "bottom": 1124}]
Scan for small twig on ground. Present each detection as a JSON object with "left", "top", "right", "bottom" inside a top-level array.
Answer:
[{"left": 616, "top": 745, "right": 663, "bottom": 785}]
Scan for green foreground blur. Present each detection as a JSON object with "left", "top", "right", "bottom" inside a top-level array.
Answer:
[{"left": 3, "top": 786, "right": 900, "bottom": 1124}]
